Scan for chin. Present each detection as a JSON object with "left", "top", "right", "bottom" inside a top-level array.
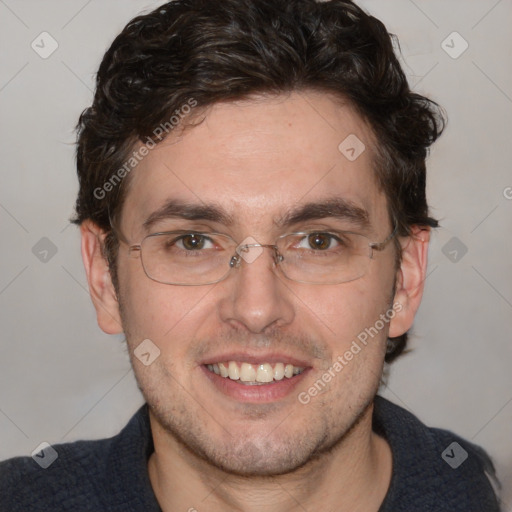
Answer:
[{"left": 194, "top": 438, "right": 324, "bottom": 478}]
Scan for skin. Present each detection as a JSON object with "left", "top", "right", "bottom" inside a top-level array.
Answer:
[{"left": 81, "top": 91, "right": 430, "bottom": 512}]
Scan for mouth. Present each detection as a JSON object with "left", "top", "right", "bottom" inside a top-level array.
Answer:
[{"left": 201, "top": 356, "right": 311, "bottom": 403}]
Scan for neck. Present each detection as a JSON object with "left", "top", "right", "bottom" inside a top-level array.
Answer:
[{"left": 147, "top": 402, "right": 392, "bottom": 512}]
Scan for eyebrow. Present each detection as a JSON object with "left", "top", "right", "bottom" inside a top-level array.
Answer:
[
  {"left": 142, "top": 200, "right": 233, "bottom": 232},
  {"left": 276, "top": 198, "right": 370, "bottom": 229},
  {"left": 142, "top": 197, "right": 370, "bottom": 233}
]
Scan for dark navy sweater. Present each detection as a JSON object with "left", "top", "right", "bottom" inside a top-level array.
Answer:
[{"left": 0, "top": 396, "right": 501, "bottom": 511}]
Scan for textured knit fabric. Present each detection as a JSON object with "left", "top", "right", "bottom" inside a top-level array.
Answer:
[
  {"left": 373, "top": 397, "right": 500, "bottom": 511},
  {"left": 0, "top": 396, "right": 500, "bottom": 511}
]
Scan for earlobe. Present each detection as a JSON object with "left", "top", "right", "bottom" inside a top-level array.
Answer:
[
  {"left": 388, "top": 226, "right": 430, "bottom": 338},
  {"left": 80, "top": 220, "right": 123, "bottom": 335}
]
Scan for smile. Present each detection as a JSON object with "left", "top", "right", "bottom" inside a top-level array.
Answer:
[{"left": 206, "top": 361, "right": 305, "bottom": 385}]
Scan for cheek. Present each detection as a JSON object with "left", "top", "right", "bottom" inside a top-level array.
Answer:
[
  {"left": 301, "top": 276, "right": 394, "bottom": 346},
  {"left": 117, "top": 257, "right": 214, "bottom": 349}
]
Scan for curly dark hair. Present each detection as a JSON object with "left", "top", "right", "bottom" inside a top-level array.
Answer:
[{"left": 72, "top": 0, "right": 445, "bottom": 362}]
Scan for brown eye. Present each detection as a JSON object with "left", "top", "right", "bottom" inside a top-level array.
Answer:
[
  {"left": 180, "top": 234, "right": 207, "bottom": 250},
  {"left": 307, "top": 233, "right": 333, "bottom": 250}
]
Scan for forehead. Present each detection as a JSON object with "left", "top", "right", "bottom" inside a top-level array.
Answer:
[{"left": 120, "top": 91, "right": 387, "bottom": 236}]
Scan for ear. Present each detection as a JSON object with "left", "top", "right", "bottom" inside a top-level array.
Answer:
[
  {"left": 80, "top": 220, "right": 123, "bottom": 335},
  {"left": 388, "top": 226, "right": 430, "bottom": 338}
]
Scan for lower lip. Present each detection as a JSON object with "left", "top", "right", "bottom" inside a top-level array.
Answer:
[{"left": 201, "top": 365, "right": 310, "bottom": 403}]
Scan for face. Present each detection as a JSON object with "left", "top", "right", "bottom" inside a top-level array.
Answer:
[{"left": 108, "top": 91, "right": 402, "bottom": 476}]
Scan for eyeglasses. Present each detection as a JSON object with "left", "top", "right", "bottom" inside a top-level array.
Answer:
[{"left": 117, "top": 224, "right": 397, "bottom": 286}]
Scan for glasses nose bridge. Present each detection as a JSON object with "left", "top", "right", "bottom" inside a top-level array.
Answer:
[{"left": 230, "top": 241, "right": 282, "bottom": 270}]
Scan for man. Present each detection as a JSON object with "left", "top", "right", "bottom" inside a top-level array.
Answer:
[{"left": 0, "top": 0, "right": 501, "bottom": 510}]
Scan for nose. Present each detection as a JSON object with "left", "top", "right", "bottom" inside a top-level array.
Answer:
[{"left": 218, "top": 244, "right": 295, "bottom": 334}]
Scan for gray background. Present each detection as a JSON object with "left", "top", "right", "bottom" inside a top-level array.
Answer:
[{"left": 1, "top": 0, "right": 511, "bottom": 507}]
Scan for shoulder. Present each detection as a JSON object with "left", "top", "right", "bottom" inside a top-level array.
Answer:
[
  {"left": 0, "top": 437, "right": 112, "bottom": 511},
  {"left": 374, "top": 396, "right": 501, "bottom": 512},
  {"left": 0, "top": 404, "right": 157, "bottom": 512}
]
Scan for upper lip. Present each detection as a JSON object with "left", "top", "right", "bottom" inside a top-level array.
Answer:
[{"left": 200, "top": 352, "right": 313, "bottom": 368}]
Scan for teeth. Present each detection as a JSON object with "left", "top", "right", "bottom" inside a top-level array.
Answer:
[
  {"left": 273, "top": 362, "right": 285, "bottom": 380},
  {"left": 218, "top": 362, "right": 229, "bottom": 377},
  {"left": 240, "top": 362, "right": 257, "bottom": 382},
  {"left": 207, "top": 361, "right": 305, "bottom": 383},
  {"left": 256, "top": 363, "right": 274, "bottom": 383},
  {"left": 228, "top": 361, "right": 240, "bottom": 380}
]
